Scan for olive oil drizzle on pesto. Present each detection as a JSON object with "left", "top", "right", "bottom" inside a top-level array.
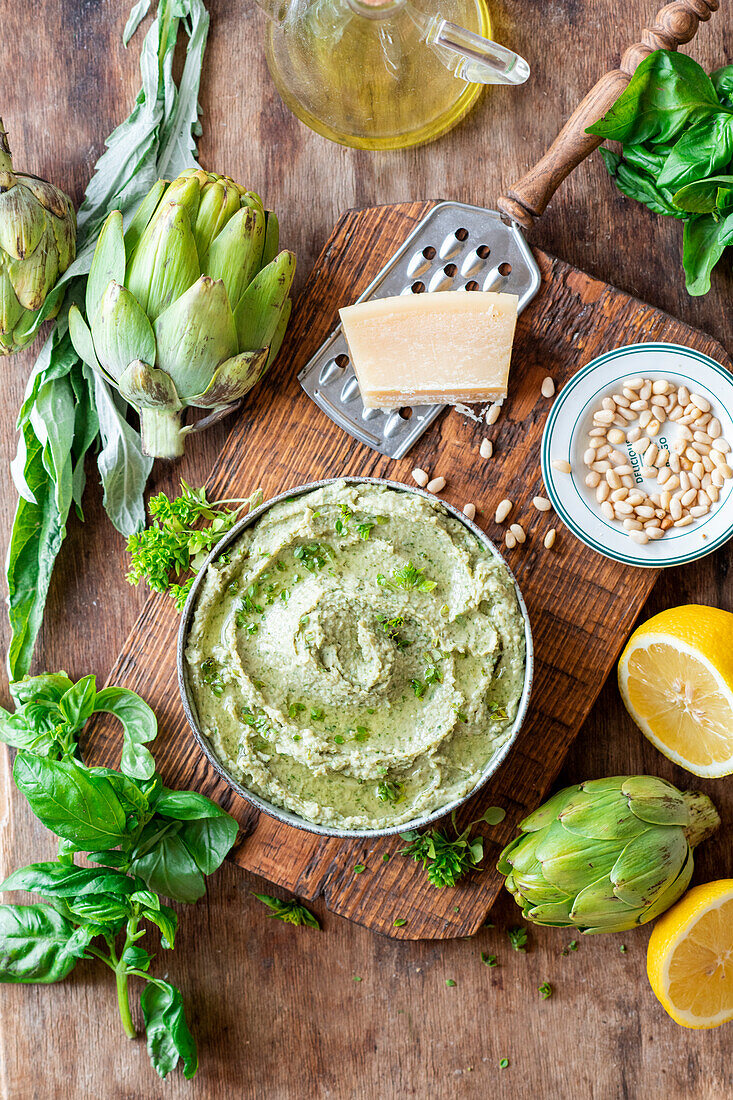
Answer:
[{"left": 186, "top": 482, "right": 526, "bottom": 829}]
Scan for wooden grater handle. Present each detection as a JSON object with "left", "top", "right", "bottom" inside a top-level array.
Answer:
[{"left": 496, "top": 0, "right": 720, "bottom": 229}]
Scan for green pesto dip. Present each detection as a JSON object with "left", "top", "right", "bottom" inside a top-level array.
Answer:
[{"left": 185, "top": 481, "right": 526, "bottom": 830}]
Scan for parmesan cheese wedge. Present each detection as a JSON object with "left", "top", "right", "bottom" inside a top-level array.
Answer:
[{"left": 339, "top": 291, "right": 518, "bottom": 409}]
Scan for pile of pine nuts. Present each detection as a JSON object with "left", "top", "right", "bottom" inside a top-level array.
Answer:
[{"left": 575, "top": 377, "right": 731, "bottom": 545}]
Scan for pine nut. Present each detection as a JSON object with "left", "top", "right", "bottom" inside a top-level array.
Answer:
[
  {"left": 602, "top": 397, "right": 616, "bottom": 411},
  {"left": 661, "top": 517, "right": 674, "bottom": 530},
  {"left": 693, "top": 462, "right": 705, "bottom": 480},
  {"left": 495, "top": 499, "right": 513, "bottom": 523},
  {"left": 617, "top": 407, "right": 637, "bottom": 421},
  {"left": 627, "top": 427, "right": 642, "bottom": 443},
  {"left": 690, "top": 393, "right": 710, "bottom": 412},
  {"left": 611, "top": 393, "right": 630, "bottom": 408},
  {"left": 509, "top": 523, "right": 526, "bottom": 543},
  {"left": 708, "top": 417, "right": 722, "bottom": 439},
  {"left": 463, "top": 503, "right": 476, "bottom": 521},
  {"left": 589, "top": 438, "right": 605, "bottom": 451},
  {"left": 632, "top": 437, "right": 650, "bottom": 454},
  {"left": 718, "top": 463, "right": 733, "bottom": 479},
  {"left": 689, "top": 505, "right": 709, "bottom": 518},
  {"left": 670, "top": 497, "right": 682, "bottom": 520},
  {"left": 669, "top": 453, "right": 681, "bottom": 473},
  {"left": 678, "top": 385, "right": 690, "bottom": 405},
  {"left": 596, "top": 483, "right": 610, "bottom": 503},
  {"left": 630, "top": 530, "right": 649, "bottom": 545},
  {"left": 680, "top": 488, "right": 697, "bottom": 506},
  {"left": 639, "top": 409, "right": 653, "bottom": 426},
  {"left": 688, "top": 473, "right": 701, "bottom": 490},
  {"left": 669, "top": 406, "right": 684, "bottom": 421},
  {"left": 485, "top": 404, "right": 502, "bottom": 426},
  {"left": 646, "top": 419, "right": 661, "bottom": 436},
  {"left": 595, "top": 444, "right": 612, "bottom": 460},
  {"left": 646, "top": 443, "right": 659, "bottom": 466},
  {"left": 533, "top": 496, "right": 551, "bottom": 511},
  {"left": 611, "top": 488, "right": 629, "bottom": 502},
  {"left": 713, "top": 469, "right": 725, "bottom": 488},
  {"left": 674, "top": 515, "right": 693, "bottom": 527},
  {"left": 694, "top": 431, "right": 712, "bottom": 445},
  {"left": 666, "top": 475, "right": 680, "bottom": 491},
  {"left": 606, "top": 470, "right": 621, "bottom": 489},
  {"left": 661, "top": 491, "right": 672, "bottom": 510},
  {"left": 640, "top": 466, "right": 657, "bottom": 479},
  {"left": 543, "top": 529, "right": 556, "bottom": 549},
  {"left": 615, "top": 501, "right": 634, "bottom": 515},
  {"left": 640, "top": 383, "right": 652, "bottom": 401},
  {"left": 601, "top": 502, "right": 614, "bottom": 521},
  {"left": 623, "top": 518, "right": 643, "bottom": 531},
  {"left": 551, "top": 459, "right": 571, "bottom": 473},
  {"left": 479, "top": 438, "right": 493, "bottom": 459},
  {"left": 592, "top": 461, "right": 611, "bottom": 472},
  {"left": 708, "top": 485, "right": 719, "bottom": 503},
  {"left": 541, "top": 376, "right": 556, "bottom": 398},
  {"left": 624, "top": 377, "right": 644, "bottom": 390},
  {"left": 585, "top": 471, "right": 601, "bottom": 488},
  {"left": 505, "top": 531, "right": 516, "bottom": 549},
  {"left": 646, "top": 526, "right": 664, "bottom": 540},
  {"left": 608, "top": 428, "right": 626, "bottom": 445},
  {"left": 621, "top": 475, "right": 635, "bottom": 488},
  {"left": 633, "top": 401, "right": 651, "bottom": 414},
  {"left": 412, "top": 468, "right": 431, "bottom": 489},
  {"left": 427, "top": 476, "right": 446, "bottom": 494},
  {"left": 614, "top": 464, "right": 633, "bottom": 476},
  {"left": 713, "top": 438, "right": 731, "bottom": 453},
  {"left": 594, "top": 409, "right": 615, "bottom": 424},
  {"left": 658, "top": 467, "right": 671, "bottom": 485},
  {"left": 627, "top": 491, "right": 645, "bottom": 506},
  {"left": 655, "top": 449, "right": 670, "bottom": 468},
  {"left": 635, "top": 505, "right": 655, "bottom": 519},
  {"left": 609, "top": 450, "right": 627, "bottom": 466},
  {"left": 652, "top": 379, "right": 670, "bottom": 394},
  {"left": 589, "top": 427, "right": 607, "bottom": 438},
  {"left": 651, "top": 405, "right": 666, "bottom": 423}
]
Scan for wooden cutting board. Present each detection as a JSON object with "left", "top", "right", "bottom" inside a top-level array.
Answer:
[{"left": 84, "top": 200, "right": 731, "bottom": 940}]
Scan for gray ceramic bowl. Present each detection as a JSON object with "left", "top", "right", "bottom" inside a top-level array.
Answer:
[{"left": 177, "top": 476, "right": 534, "bottom": 839}]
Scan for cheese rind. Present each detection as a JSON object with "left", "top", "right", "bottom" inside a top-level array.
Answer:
[{"left": 339, "top": 291, "right": 518, "bottom": 409}]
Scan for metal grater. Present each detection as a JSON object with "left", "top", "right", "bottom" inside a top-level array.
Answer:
[{"left": 298, "top": 201, "right": 541, "bottom": 459}]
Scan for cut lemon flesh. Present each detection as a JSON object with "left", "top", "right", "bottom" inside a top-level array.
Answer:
[
  {"left": 618, "top": 605, "right": 733, "bottom": 778},
  {"left": 647, "top": 880, "right": 733, "bottom": 1029}
]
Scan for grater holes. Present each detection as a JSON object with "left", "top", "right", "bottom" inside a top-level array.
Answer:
[
  {"left": 335, "top": 353, "right": 350, "bottom": 368},
  {"left": 439, "top": 230, "right": 466, "bottom": 260},
  {"left": 477, "top": 244, "right": 491, "bottom": 258},
  {"left": 444, "top": 263, "right": 457, "bottom": 277},
  {"left": 465, "top": 280, "right": 479, "bottom": 291},
  {"left": 398, "top": 407, "right": 413, "bottom": 420},
  {"left": 455, "top": 228, "right": 469, "bottom": 240},
  {"left": 498, "top": 262, "right": 512, "bottom": 276},
  {"left": 411, "top": 281, "right": 425, "bottom": 293},
  {"left": 318, "top": 356, "right": 348, "bottom": 384},
  {"left": 422, "top": 246, "right": 436, "bottom": 259},
  {"left": 407, "top": 245, "right": 436, "bottom": 278}
]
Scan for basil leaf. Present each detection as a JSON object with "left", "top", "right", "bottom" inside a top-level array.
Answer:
[
  {"left": 154, "top": 788, "right": 233, "bottom": 821},
  {"left": 130, "top": 827, "right": 205, "bottom": 904},
  {"left": 122, "top": 944, "right": 153, "bottom": 971},
  {"left": 0, "top": 862, "right": 136, "bottom": 900},
  {"left": 600, "top": 148, "right": 683, "bottom": 218},
  {"left": 66, "top": 894, "right": 130, "bottom": 926},
  {"left": 621, "top": 142, "right": 672, "bottom": 177},
  {"left": 672, "top": 174, "right": 733, "bottom": 213},
  {"left": 58, "top": 675, "right": 97, "bottom": 730},
  {"left": 87, "top": 850, "right": 131, "bottom": 870},
  {"left": 87, "top": 767, "right": 151, "bottom": 821},
  {"left": 657, "top": 114, "right": 733, "bottom": 191},
  {"left": 13, "top": 753, "right": 129, "bottom": 848},
  {"left": 0, "top": 709, "right": 57, "bottom": 754},
  {"left": 711, "top": 65, "right": 733, "bottom": 108},
  {"left": 588, "top": 50, "right": 724, "bottom": 144},
  {"left": 179, "top": 816, "right": 239, "bottom": 876},
  {"left": 0, "top": 904, "right": 78, "bottom": 983},
  {"left": 10, "top": 673, "right": 74, "bottom": 708},
  {"left": 142, "top": 904, "right": 177, "bottom": 950},
  {"left": 62, "top": 923, "right": 98, "bottom": 960},
  {"left": 92, "top": 687, "right": 157, "bottom": 780},
  {"left": 141, "top": 979, "right": 198, "bottom": 1079},
  {"left": 682, "top": 211, "right": 733, "bottom": 295}
]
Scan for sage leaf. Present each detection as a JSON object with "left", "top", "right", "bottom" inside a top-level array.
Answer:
[
  {"left": 13, "top": 754, "right": 129, "bottom": 849},
  {"left": 0, "top": 904, "right": 79, "bottom": 983},
  {"left": 93, "top": 686, "right": 158, "bottom": 780},
  {"left": 141, "top": 979, "right": 198, "bottom": 1079}
]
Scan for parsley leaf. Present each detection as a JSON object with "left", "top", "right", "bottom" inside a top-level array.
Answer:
[
  {"left": 508, "top": 926, "right": 528, "bottom": 952},
  {"left": 254, "top": 894, "right": 320, "bottom": 928},
  {"left": 378, "top": 561, "right": 437, "bottom": 593}
]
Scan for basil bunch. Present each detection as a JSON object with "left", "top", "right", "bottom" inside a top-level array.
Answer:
[
  {"left": 0, "top": 673, "right": 238, "bottom": 1080},
  {"left": 588, "top": 50, "right": 733, "bottom": 295}
]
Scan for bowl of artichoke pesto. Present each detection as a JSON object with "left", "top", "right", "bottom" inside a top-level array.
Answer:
[{"left": 179, "top": 478, "right": 533, "bottom": 837}]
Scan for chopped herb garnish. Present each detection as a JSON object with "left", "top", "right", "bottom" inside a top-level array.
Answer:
[
  {"left": 378, "top": 561, "right": 437, "bottom": 593},
  {"left": 508, "top": 926, "right": 528, "bottom": 953},
  {"left": 292, "top": 734, "right": 301, "bottom": 742},
  {"left": 254, "top": 894, "right": 320, "bottom": 928},
  {"left": 288, "top": 702, "right": 306, "bottom": 719},
  {"left": 538, "top": 982, "right": 552, "bottom": 999},
  {"left": 293, "top": 543, "right": 330, "bottom": 573},
  {"left": 333, "top": 734, "right": 346, "bottom": 745},
  {"left": 354, "top": 864, "right": 365, "bottom": 874},
  {"left": 382, "top": 854, "right": 390, "bottom": 862},
  {"left": 352, "top": 975, "right": 362, "bottom": 982},
  {"left": 335, "top": 519, "right": 347, "bottom": 536},
  {"left": 393, "top": 918, "right": 407, "bottom": 927},
  {"left": 299, "top": 615, "right": 310, "bottom": 627},
  {"left": 445, "top": 979, "right": 456, "bottom": 987},
  {"left": 488, "top": 701, "right": 509, "bottom": 720},
  {"left": 499, "top": 1058, "right": 509, "bottom": 1069},
  {"left": 353, "top": 728, "right": 369, "bottom": 743},
  {"left": 481, "top": 952, "right": 498, "bottom": 968},
  {"left": 620, "top": 944, "right": 627, "bottom": 954},
  {"left": 411, "top": 679, "right": 427, "bottom": 698},
  {"left": 310, "top": 708, "right": 325, "bottom": 722},
  {"left": 356, "top": 515, "right": 387, "bottom": 540},
  {"left": 377, "top": 780, "right": 404, "bottom": 804}
]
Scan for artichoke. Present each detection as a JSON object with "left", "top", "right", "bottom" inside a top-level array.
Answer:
[
  {"left": 497, "top": 776, "right": 720, "bottom": 934},
  {"left": 69, "top": 168, "right": 295, "bottom": 459},
  {"left": 0, "top": 119, "right": 76, "bottom": 355}
]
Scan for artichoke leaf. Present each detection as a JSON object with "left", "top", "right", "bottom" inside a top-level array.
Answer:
[
  {"left": 496, "top": 834, "right": 526, "bottom": 875},
  {"left": 0, "top": 185, "right": 45, "bottom": 260},
  {"left": 7, "top": 230, "right": 59, "bottom": 311},
  {"left": 622, "top": 775, "right": 689, "bottom": 825},
  {"left": 125, "top": 200, "right": 199, "bottom": 322},
  {"left": 205, "top": 206, "right": 266, "bottom": 311},
  {"left": 0, "top": 267, "right": 25, "bottom": 336},
  {"left": 610, "top": 825, "right": 688, "bottom": 908},
  {"left": 118, "top": 361, "right": 182, "bottom": 413},
  {"left": 265, "top": 297, "right": 291, "bottom": 368},
  {"left": 262, "top": 210, "right": 280, "bottom": 268},
  {"left": 69, "top": 304, "right": 103, "bottom": 375},
  {"left": 190, "top": 347, "right": 269, "bottom": 410},
  {"left": 525, "top": 897, "right": 576, "bottom": 925},
  {"left": 234, "top": 250, "right": 296, "bottom": 351},
  {"left": 241, "top": 191, "right": 265, "bottom": 219},
  {"left": 535, "top": 820, "right": 622, "bottom": 894},
  {"left": 21, "top": 176, "right": 70, "bottom": 221},
  {"left": 91, "top": 281, "right": 157, "bottom": 382},
  {"left": 192, "top": 179, "right": 241, "bottom": 258},
  {"left": 124, "top": 179, "right": 168, "bottom": 261},
  {"left": 569, "top": 874, "right": 641, "bottom": 933},
  {"left": 580, "top": 776, "right": 629, "bottom": 794},
  {"left": 157, "top": 174, "right": 201, "bottom": 226},
  {"left": 519, "top": 785, "right": 577, "bottom": 833},
  {"left": 636, "top": 849, "right": 694, "bottom": 927},
  {"left": 153, "top": 275, "right": 238, "bottom": 399},
  {"left": 559, "top": 787, "right": 646, "bottom": 841},
  {"left": 86, "top": 211, "right": 126, "bottom": 323}
]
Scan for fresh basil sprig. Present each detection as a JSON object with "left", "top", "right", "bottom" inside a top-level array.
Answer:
[
  {"left": 0, "top": 671, "right": 238, "bottom": 1080},
  {"left": 588, "top": 50, "right": 733, "bottom": 296}
]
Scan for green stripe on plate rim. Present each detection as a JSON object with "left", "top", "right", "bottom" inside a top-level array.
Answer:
[{"left": 541, "top": 342, "right": 733, "bottom": 568}]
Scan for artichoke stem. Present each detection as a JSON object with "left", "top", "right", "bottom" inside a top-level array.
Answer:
[
  {"left": 682, "top": 792, "right": 721, "bottom": 849},
  {"left": 140, "top": 407, "right": 186, "bottom": 461}
]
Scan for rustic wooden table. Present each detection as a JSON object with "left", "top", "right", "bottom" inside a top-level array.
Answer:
[{"left": 1, "top": 2, "right": 731, "bottom": 1097}]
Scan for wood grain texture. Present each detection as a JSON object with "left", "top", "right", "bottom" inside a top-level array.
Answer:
[
  {"left": 0, "top": 1, "right": 731, "bottom": 1097},
  {"left": 496, "top": 0, "right": 721, "bottom": 227},
  {"left": 83, "top": 199, "right": 731, "bottom": 942}
]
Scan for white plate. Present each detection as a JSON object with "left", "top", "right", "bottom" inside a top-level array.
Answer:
[{"left": 540, "top": 343, "right": 733, "bottom": 568}]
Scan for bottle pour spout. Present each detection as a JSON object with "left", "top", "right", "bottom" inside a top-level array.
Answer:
[{"left": 426, "top": 17, "right": 530, "bottom": 86}]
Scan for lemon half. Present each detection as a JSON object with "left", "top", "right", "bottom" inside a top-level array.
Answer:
[
  {"left": 647, "top": 880, "right": 733, "bottom": 1029},
  {"left": 618, "top": 605, "right": 733, "bottom": 777}
]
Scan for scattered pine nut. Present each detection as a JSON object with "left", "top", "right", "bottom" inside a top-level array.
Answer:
[
  {"left": 543, "top": 528, "right": 556, "bottom": 549},
  {"left": 551, "top": 459, "right": 571, "bottom": 473},
  {"left": 509, "top": 523, "right": 526, "bottom": 543},
  {"left": 426, "top": 476, "right": 446, "bottom": 494},
  {"left": 541, "top": 377, "right": 555, "bottom": 398},
  {"left": 463, "top": 503, "right": 476, "bottom": 521},
  {"left": 505, "top": 531, "right": 516, "bottom": 549},
  {"left": 485, "top": 404, "right": 502, "bottom": 426},
  {"left": 495, "top": 499, "right": 513, "bottom": 524},
  {"left": 412, "top": 468, "right": 429, "bottom": 488},
  {"left": 533, "top": 496, "right": 551, "bottom": 511},
  {"left": 479, "top": 438, "right": 493, "bottom": 459}
]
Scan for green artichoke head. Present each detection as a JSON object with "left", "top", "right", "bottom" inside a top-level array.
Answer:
[
  {"left": 69, "top": 168, "right": 295, "bottom": 459},
  {"left": 0, "top": 118, "right": 77, "bottom": 355},
  {"left": 497, "top": 776, "right": 720, "bottom": 934}
]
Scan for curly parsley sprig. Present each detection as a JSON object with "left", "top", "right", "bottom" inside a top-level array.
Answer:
[
  {"left": 399, "top": 806, "right": 506, "bottom": 889},
  {"left": 126, "top": 482, "right": 261, "bottom": 610}
]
